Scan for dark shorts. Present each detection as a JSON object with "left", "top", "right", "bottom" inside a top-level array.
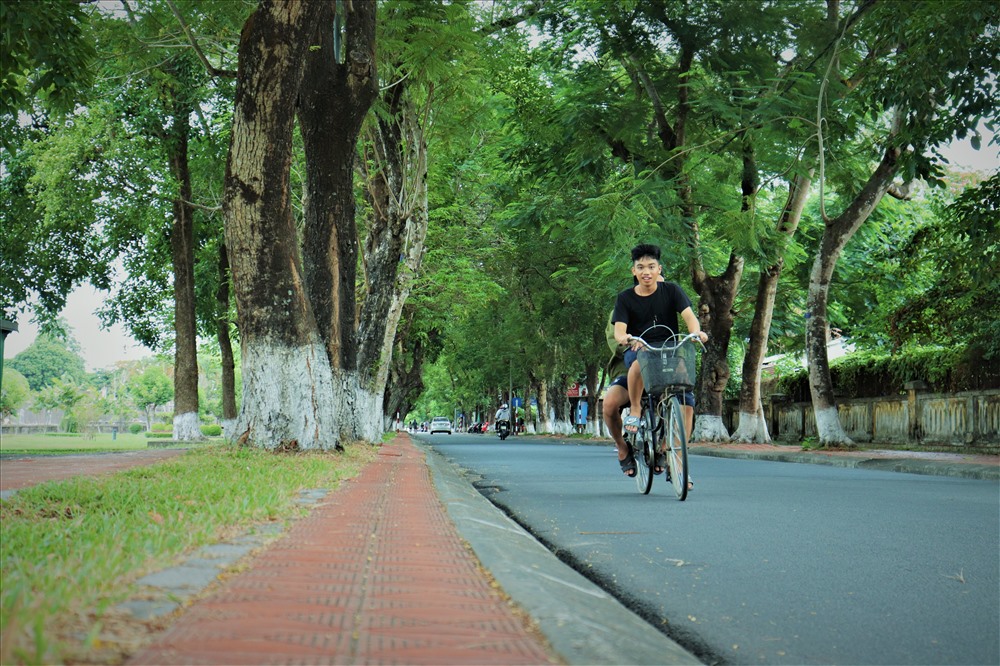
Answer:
[{"left": 610, "top": 349, "right": 695, "bottom": 407}]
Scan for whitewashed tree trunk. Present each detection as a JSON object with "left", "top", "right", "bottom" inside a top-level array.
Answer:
[
  {"left": 221, "top": 418, "right": 237, "bottom": 442},
  {"left": 224, "top": 1, "right": 339, "bottom": 450},
  {"left": 359, "top": 88, "right": 429, "bottom": 395},
  {"left": 813, "top": 406, "right": 848, "bottom": 444},
  {"left": 691, "top": 414, "right": 728, "bottom": 443},
  {"left": 731, "top": 409, "right": 770, "bottom": 443},
  {"left": 167, "top": 101, "right": 202, "bottom": 443},
  {"left": 733, "top": 169, "right": 812, "bottom": 444},
  {"left": 173, "top": 411, "right": 202, "bottom": 442},
  {"left": 336, "top": 371, "right": 383, "bottom": 444},
  {"left": 298, "top": 1, "right": 379, "bottom": 446},
  {"left": 546, "top": 411, "right": 573, "bottom": 435},
  {"left": 806, "top": 136, "right": 901, "bottom": 447},
  {"left": 537, "top": 378, "right": 550, "bottom": 433},
  {"left": 235, "top": 340, "right": 337, "bottom": 450}
]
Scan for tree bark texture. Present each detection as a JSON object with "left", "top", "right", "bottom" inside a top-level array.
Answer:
[
  {"left": 536, "top": 377, "right": 550, "bottom": 434},
  {"left": 382, "top": 334, "right": 424, "bottom": 430},
  {"left": 547, "top": 377, "right": 572, "bottom": 434},
  {"left": 689, "top": 251, "right": 744, "bottom": 442},
  {"left": 359, "top": 83, "right": 430, "bottom": 396},
  {"left": 167, "top": 100, "right": 203, "bottom": 442},
  {"left": 689, "top": 133, "right": 756, "bottom": 441},
  {"left": 224, "top": 0, "right": 337, "bottom": 450},
  {"left": 299, "top": 0, "right": 377, "bottom": 372},
  {"left": 806, "top": 145, "right": 901, "bottom": 446},
  {"left": 732, "top": 170, "right": 812, "bottom": 443}
]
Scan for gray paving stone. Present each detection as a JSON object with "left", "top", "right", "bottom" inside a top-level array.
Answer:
[
  {"left": 118, "top": 599, "right": 180, "bottom": 620},
  {"left": 137, "top": 564, "right": 220, "bottom": 592}
]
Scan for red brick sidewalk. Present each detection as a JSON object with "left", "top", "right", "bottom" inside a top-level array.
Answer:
[{"left": 128, "top": 435, "right": 562, "bottom": 665}]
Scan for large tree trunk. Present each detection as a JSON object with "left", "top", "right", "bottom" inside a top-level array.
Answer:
[
  {"left": 548, "top": 376, "right": 572, "bottom": 434},
  {"left": 216, "top": 242, "right": 238, "bottom": 440},
  {"left": 224, "top": 0, "right": 336, "bottom": 450},
  {"left": 382, "top": 333, "right": 425, "bottom": 427},
  {"left": 689, "top": 253, "right": 744, "bottom": 442},
  {"left": 807, "top": 144, "right": 901, "bottom": 446},
  {"left": 536, "top": 377, "right": 550, "bottom": 434},
  {"left": 360, "top": 82, "right": 430, "bottom": 437},
  {"left": 298, "top": 0, "right": 379, "bottom": 442},
  {"left": 299, "top": 0, "right": 376, "bottom": 369},
  {"left": 732, "top": 169, "right": 812, "bottom": 443},
  {"left": 167, "top": 103, "right": 203, "bottom": 443},
  {"left": 690, "top": 134, "right": 756, "bottom": 441}
]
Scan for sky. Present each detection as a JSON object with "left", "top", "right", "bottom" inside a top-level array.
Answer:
[
  {"left": 3, "top": 136, "right": 998, "bottom": 373},
  {"left": 3, "top": 284, "right": 150, "bottom": 372}
]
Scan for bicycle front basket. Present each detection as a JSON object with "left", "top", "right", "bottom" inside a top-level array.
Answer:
[{"left": 636, "top": 342, "right": 697, "bottom": 394}]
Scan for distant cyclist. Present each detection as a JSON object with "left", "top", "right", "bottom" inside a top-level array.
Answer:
[{"left": 603, "top": 244, "right": 707, "bottom": 478}]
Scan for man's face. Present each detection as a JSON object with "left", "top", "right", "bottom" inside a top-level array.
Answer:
[{"left": 632, "top": 256, "right": 661, "bottom": 287}]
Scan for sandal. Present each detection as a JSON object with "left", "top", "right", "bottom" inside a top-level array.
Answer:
[
  {"left": 618, "top": 451, "right": 637, "bottom": 477},
  {"left": 654, "top": 450, "right": 666, "bottom": 475},
  {"left": 623, "top": 414, "right": 641, "bottom": 434},
  {"left": 663, "top": 467, "right": 695, "bottom": 491}
]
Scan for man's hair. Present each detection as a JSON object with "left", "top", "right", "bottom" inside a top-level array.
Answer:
[{"left": 631, "top": 243, "right": 661, "bottom": 263}]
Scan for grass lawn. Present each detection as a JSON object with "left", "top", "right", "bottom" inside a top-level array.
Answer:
[
  {"left": 0, "top": 439, "right": 378, "bottom": 664},
  {"left": 0, "top": 432, "right": 199, "bottom": 454}
]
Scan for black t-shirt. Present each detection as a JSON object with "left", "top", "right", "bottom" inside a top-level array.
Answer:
[{"left": 612, "top": 282, "right": 692, "bottom": 344}]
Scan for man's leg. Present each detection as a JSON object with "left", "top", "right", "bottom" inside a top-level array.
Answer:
[
  {"left": 603, "top": 384, "right": 630, "bottom": 463},
  {"left": 627, "top": 360, "right": 645, "bottom": 418},
  {"left": 682, "top": 406, "right": 694, "bottom": 439},
  {"left": 679, "top": 394, "right": 695, "bottom": 489}
]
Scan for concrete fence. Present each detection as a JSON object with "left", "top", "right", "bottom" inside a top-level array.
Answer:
[{"left": 726, "top": 385, "right": 1000, "bottom": 453}]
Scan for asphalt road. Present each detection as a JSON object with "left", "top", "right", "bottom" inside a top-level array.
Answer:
[{"left": 416, "top": 433, "right": 1000, "bottom": 666}]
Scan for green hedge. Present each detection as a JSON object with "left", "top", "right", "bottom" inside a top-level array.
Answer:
[
  {"left": 144, "top": 432, "right": 173, "bottom": 439},
  {"left": 775, "top": 344, "right": 999, "bottom": 401},
  {"left": 200, "top": 424, "right": 223, "bottom": 436}
]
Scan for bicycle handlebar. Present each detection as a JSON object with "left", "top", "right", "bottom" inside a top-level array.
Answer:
[{"left": 627, "top": 331, "right": 706, "bottom": 352}]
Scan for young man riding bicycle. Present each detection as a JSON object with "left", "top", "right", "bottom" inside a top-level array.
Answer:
[{"left": 603, "top": 244, "right": 707, "bottom": 478}]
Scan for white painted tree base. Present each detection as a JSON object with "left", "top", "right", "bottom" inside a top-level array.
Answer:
[
  {"left": 550, "top": 419, "right": 574, "bottom": 435},
  {"left": 173, "top": 411, "right": 204, "bottom": 442},
  {"left": 339, "top": 377, "right": 383, "bottom": 443},
  {"left": 815, "top": 405, "right": 855, "bottom": 446},
  {"left": 235, "top": 340, "right": 339, "bottom": 450},
  {"left": 221, "top": 419, "right": 237, "bottom": 442},
  {"left": 731, "top": 410, "right": 771, "bottom": 444},
  {"left": 691, "top": 414, "right": 730, "bottom": 442}
]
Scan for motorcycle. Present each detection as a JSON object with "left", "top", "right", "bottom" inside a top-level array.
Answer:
[{"left": 496, "top": 419, "right": 510, "bottom": 441}]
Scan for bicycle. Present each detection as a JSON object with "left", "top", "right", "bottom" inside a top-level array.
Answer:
[{"left": 624, "top": 326, "right": 703, "bottom": 499}]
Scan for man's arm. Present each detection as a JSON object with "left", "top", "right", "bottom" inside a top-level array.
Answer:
[
  {"left": 614, "top": 321, "right": 631, "bottom": 347},
  {"left": 680, "top": 307, "right": 709, "bottom": 343}
]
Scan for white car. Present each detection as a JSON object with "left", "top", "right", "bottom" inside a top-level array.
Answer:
[{"left": 429, "top": 417, "right": 452, "bottom": 434}]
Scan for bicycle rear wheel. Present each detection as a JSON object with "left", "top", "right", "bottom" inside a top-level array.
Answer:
[
  {"left": 632, "top": 405, "right": 654, "bottom": 495},
  {"left": 666, "top": 396, "right": 688, "bottom": 501}
]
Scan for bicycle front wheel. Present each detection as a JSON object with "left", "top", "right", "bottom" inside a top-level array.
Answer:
[
  {"left": 666, "top": 396, "right": 688, "bottom": 501},
  {"left": 632, "top": 406, "right": 654, "bottom": 495}
]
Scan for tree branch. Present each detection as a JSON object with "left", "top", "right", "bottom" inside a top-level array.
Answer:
[
  {"left": 886, "top": 182, "right": 913, "bottom": 200},
  {"left": 164, "top": 0, "right": 237, "bottom": 79},
  {"left": 478, "top": 1, "right": 548, "bottom": 35}
]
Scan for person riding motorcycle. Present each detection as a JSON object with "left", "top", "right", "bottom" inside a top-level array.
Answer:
[{"left": 494, "top": 403, "right": 511, "bottom": 439}]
